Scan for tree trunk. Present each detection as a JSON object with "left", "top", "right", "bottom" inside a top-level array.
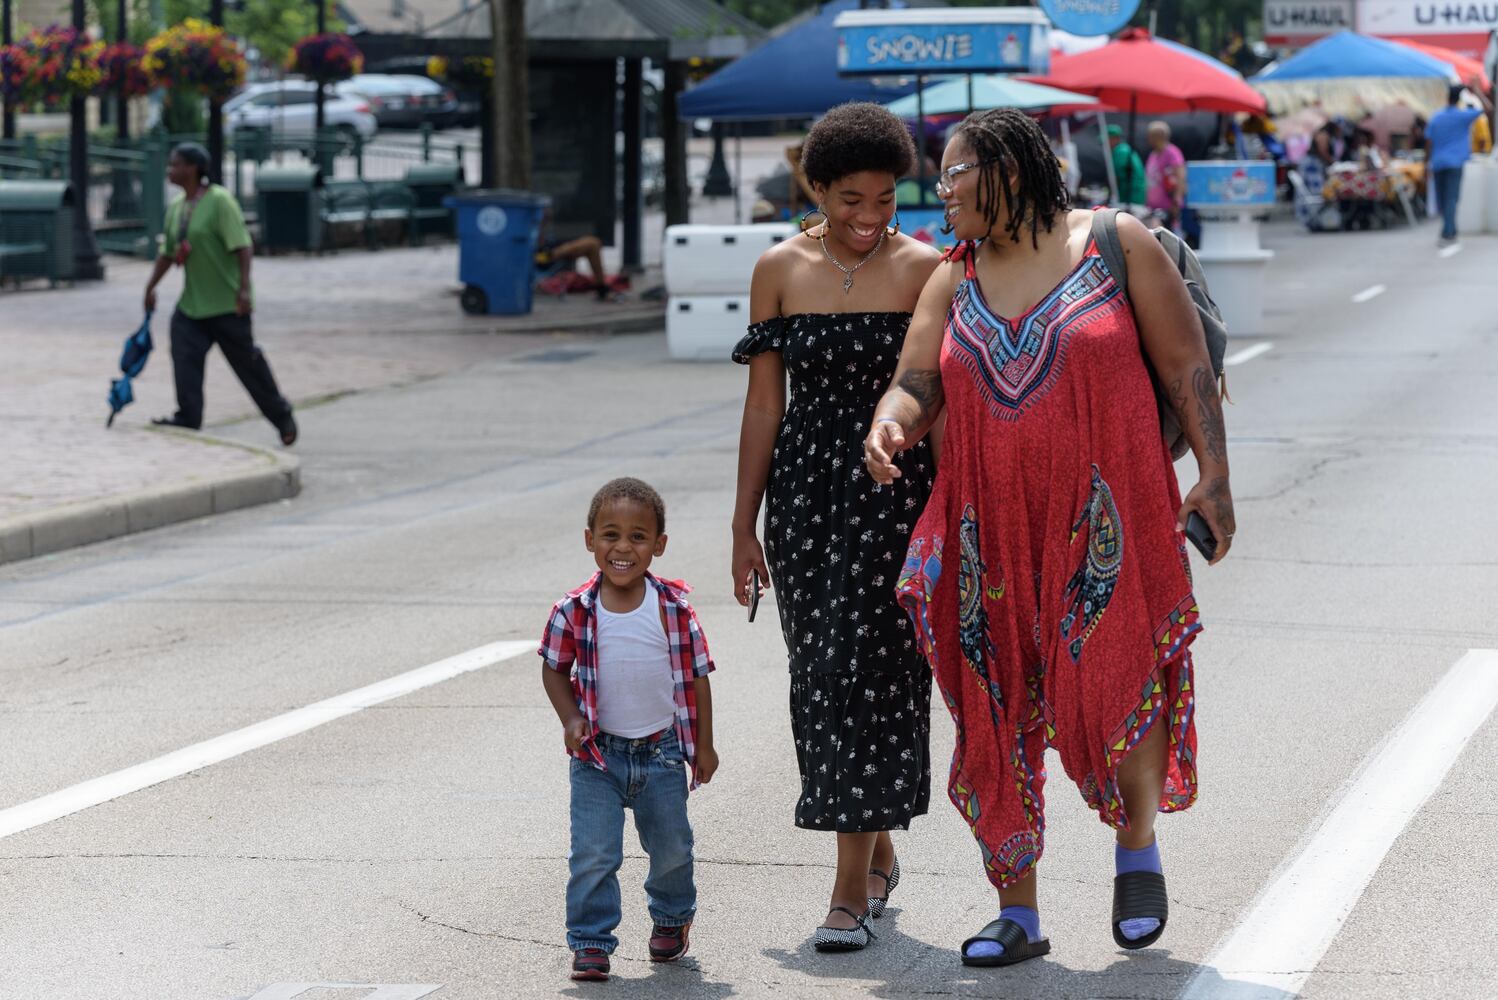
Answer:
[{"left": 489, "top": 0, "right": 530, "bottom": 189}]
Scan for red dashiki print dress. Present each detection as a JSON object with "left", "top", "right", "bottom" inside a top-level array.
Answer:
[{"left": 896, "top": 238, "right": 1201, "bottom": 891}]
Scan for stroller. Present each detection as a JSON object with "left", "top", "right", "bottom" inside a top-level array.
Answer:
[{"left": 1289, "top": 161, "right": 1342, "bottom": 232}]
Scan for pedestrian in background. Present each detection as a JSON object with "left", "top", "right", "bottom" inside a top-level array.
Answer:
[
  {"left": 143, "top": 143, "right": 297, "bottom": 446},
  {"left": 866, "top": 107, "right": 1232, "bottom": 969},
  {"left": 1145, "top": 120, "right": 1187, "bottom": 231},
  {"left": 540, "top": 478, "right": 718, "bottom": 982},
  {"left": 1426, "top": 86, "right": 1494, "bottom": 245},
  {"left": 1107, "top": 124, "right": 1148, "bottom": 208},
  {"left": 732, "top": 102, "right": 941, "bottom": 953}
]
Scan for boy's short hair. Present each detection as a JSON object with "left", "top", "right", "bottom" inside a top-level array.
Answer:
[{"left": 588, "top": 477, "right": 666, "bottom": 534}]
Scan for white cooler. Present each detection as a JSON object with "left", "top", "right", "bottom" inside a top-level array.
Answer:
[
  {"left": 1456, "top": 158, "right": 1488, "bottom": 236},
  {"left": 663, "top": 223, "right": 797, "bottom": 295},
  {"left": 667, "top": 295, "right": 752, "bottom": 362}
]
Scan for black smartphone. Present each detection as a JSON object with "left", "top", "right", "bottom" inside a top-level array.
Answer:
[
  {"left": 1184, "top": 512, "right": 1217, "bottom": 561},
  {"left": 748, "top": 570, "right": 762, "bottom": 622}
]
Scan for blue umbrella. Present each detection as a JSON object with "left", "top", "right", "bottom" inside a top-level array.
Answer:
[
  {"left": 107, "top": 312, "right": 153, "bottom": 428},
  {"left": 885, "top": 76, "right": 1097, "bottom": 118}
]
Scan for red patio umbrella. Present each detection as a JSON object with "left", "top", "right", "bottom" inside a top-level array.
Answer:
[
  {"left": 1025, "top": 28, "right": 1267, "bottom": 115},
  {"left": 1388, "top": 37, "right": 1490, "bottom": 91}
]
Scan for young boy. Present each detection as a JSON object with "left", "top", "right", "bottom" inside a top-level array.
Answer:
[{"left": 539, "top": 477, "right": 719, "bottom": 982}]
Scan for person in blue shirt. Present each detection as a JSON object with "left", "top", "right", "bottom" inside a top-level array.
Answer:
[{"left": 1426, "top": 86, "right": 1493, "bottom": 244}]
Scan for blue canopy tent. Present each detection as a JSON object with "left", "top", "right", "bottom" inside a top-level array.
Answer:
[
  {"left": 679, "top": 0, "right": 918, "bottom": 120},
  {"left": 1253, "top": 31, "right": 1457, "bottom": 117}
]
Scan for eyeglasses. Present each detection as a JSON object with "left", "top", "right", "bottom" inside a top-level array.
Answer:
[{"left": 934, "top": 161, "right": 990, "bottom": 198}]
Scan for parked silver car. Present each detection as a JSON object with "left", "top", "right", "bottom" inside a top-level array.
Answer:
[{"left": 224, "top": 81, "right": 379, "bottom": 143}]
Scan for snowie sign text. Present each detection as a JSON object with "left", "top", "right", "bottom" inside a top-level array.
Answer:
[{"left": 836, "top": 8, "right": 1052, "bottom": 76}]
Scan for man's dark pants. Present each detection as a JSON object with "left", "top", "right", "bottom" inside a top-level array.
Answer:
[
  {"left": 170, "top": 309, "right": 293, "bottom": 431},
  {"left": 1433, "top": 166, "right": 1464, "bottom": 241}
]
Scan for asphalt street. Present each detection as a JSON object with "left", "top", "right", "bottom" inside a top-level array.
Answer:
[{"left": 2, "top": 222, "right": 1496, "bottom": 1000}]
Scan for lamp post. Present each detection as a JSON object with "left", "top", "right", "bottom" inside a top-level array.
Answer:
[
  {"left": 208, "top": 0, "right": 224, "bottom": 182},
  {"left": 116, "top": 0, "right": 129, "bottom": 141},
  {"left": 71, "top": 0, "right": 105, "bottom": 279},
  {"left": 314, "top": 0, "right": 327, "bottom": 130},
  {"left": 2, "top": 0, "right": 14, "bottom": 140},
  {"left": 106, "top": 0, "right": 142, "bottom": 218}
]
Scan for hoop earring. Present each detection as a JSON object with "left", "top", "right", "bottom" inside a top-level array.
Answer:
[
  {"left": 801, "top": 205, "right": 828, "bottom": 238},
  {"left": 886, "top": 211, "right": 901, "bottom": 237}
]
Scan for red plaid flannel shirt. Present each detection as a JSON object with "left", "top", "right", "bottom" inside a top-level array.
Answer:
[{"left": 539, "top": 572, "right": 715, "bottom": 790}]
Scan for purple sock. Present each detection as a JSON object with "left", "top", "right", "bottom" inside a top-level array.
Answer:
[
  {"left": 964, "top": 904, "right": 1041, "bottom": 959},
  {"left": 1116, "top": 839, "right": 1162, "bottom": 940}
]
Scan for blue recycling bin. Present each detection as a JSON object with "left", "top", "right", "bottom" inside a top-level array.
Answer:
[{"left": 444, "top": 189, "right": 552, "bottom": 315}]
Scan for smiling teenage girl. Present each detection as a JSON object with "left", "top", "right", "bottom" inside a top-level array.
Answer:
[{"left": 730, "top": 102, "right": 941, "bottom": 951}]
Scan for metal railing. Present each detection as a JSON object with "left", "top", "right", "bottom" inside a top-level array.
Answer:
[{"left": 0, "top": 126, "right": 465, "bottom": 258}]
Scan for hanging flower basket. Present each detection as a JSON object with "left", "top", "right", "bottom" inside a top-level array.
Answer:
[
  {"left": 290, "top": 33, "right": 363, "bottom": 84},
  {"left": 427, "top": 55, "right": 493, "bottom": 90},
  {"left": 98, "top": 42, "right": 151, "bottom": 99},
  {"left": 144, "top": 18, "right": 247, "bottom": 100},
  {"left": 0, "top": 25, "right": 104, "bottom": 109}
]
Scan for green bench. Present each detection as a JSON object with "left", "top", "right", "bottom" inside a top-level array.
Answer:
[
  {"left": 403, "top": 163, "right": 463, "bottom": 241},
  {"left": 320, "top": 179, "right": 423, "bottom": 249}
]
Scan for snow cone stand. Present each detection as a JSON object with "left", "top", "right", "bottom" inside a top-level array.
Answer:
[
  {"left": 1187, "top": 160, "right": 1276, "bottom": 336},
  {"left": 835, "top": 7, "right": 1054, "bottom": 244}
]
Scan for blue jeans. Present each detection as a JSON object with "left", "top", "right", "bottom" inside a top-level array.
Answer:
[
  {"left": 566, "top": 729, "right": 695, "bottom": 953},
  {"left": 1434, "top": 166, "right": 1464, "bottom": 240}
]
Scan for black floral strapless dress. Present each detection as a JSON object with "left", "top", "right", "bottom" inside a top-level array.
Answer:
[{"left": 733, "top": 312, "right": 934, "bottom": 832}]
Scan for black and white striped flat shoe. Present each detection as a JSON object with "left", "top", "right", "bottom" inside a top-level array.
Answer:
[
  {"left": 814, "top": 906, "right": 877, "bottom": 952},
  {"left": 868, "top": 858, "right": 901, "bottom": 919}
]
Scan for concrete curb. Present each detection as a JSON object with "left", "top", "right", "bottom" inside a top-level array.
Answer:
[
  {"left": 0, "top": 432, "right": 300, "bottom": 567},
  {"left": 484, "top": 303, "right": 666, "bottom": 337}
]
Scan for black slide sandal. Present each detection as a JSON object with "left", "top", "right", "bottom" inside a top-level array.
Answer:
[
  {"left": 960, "top": 918, "right": 1052, "bottom": 968},
  {"left": 1112, "top": 870, "right": 1169, "bottom": 950}
]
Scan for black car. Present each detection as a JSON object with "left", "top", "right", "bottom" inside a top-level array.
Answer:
[{"left": 336, "top": 74, "right": 459, "bottom": 130}]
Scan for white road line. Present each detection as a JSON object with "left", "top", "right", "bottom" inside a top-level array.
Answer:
[
  {"left": 1440, "top": 242, "right": 1464, "bottom": 258},
  {"left": 0, "top": 640, "right": 534, "bottom": 840},
  {"left": 1182, "top": 649, "right": 1498, "bottom": 1000},
  {"left": 1350, "top": 284, "right": 1387, "bottom": 304},
  {"left": 1224, "top": 343, "right": 1273, "bottom": 367}
]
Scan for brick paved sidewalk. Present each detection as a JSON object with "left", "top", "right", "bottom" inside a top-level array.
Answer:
[{"left": 1, "top": 244, "right": 664, "bottom": 563}]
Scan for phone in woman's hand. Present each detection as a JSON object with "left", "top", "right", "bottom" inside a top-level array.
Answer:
[
  {"left": 1184, "top": 511, "right": 1217, "bottom": 561},
  {"left": 748, "top": 570, "right": 762, "bottom": 622}
]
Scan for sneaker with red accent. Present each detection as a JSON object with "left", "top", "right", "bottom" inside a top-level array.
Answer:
[
  {"left": 648, "top": 922, "right": 691, "bottom": 962},
  {"left": 570, "top": 947, "right": 610, "bottom": 981}
]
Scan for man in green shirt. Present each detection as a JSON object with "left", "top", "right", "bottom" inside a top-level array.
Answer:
[
  {"left": 1107, "top": 124, "right": 1148, "bottom": 207},
  {"left": 144, "top": 143, "right": 297, "bottom": 446}
]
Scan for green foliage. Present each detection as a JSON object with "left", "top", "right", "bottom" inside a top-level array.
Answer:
[
  {"left": 87, "top": 0, "right": 157, "bottom": 45},
  {"left": 162, "top": 87, "right": 204, "bottom": 132},
  {"left": 720, "top": 0, "right": 812, "bottom": 30}
]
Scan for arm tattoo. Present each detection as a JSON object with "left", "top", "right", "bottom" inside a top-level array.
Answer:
[
  {"left": 1169, "top": 376, "right": 1187, "bottom": 415},
  {"left": 1205, "top": 476, "right": 1235, "bottom": 534},
  {"left": 1192, "top": 366, "right": 1227, "bottom": 463},
  {"left": 896, "top": 368, "right": 943, "bottom": 425}
]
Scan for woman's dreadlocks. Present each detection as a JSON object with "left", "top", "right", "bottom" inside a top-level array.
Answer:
[{"left": 952, "top": 108, "right": 1069, "bottom": 248}]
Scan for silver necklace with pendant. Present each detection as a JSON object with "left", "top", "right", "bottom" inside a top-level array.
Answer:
[{"left": 819, "top": 228, "right": 886, "bottom": 294}]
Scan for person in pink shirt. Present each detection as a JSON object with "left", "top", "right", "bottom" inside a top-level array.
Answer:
[{"left": 1145, "top": 122, "right": 1187, "bottom": 231}]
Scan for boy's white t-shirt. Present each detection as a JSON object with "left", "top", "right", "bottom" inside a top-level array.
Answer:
[{"left": 595, "top": 579, "right": 677, "bottom": 739}]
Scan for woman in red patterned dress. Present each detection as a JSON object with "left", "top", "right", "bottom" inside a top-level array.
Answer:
[{"left": 863, "top": 109, "right": 1236, "bottom": 967}]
